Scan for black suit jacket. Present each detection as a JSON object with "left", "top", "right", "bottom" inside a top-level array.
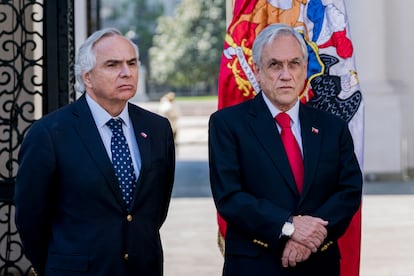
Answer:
[
  {"left": 209, "top": 93, "right": 362, "bottom": 276},
  {"left": 15, "top": 94, "right": 175, "bottom": 275}
]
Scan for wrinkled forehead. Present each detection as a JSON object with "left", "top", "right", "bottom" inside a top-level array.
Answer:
[
  {"left": 93, "top": 35, "right": 137, "bottom": 60},
  {"left": 263, "top": 35, "right": 304, "bottom": 60}
]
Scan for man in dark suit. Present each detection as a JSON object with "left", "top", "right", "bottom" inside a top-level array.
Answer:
[
  {"left": 209, "top": 23, "right": 362, "bottom": 275},
  {"left": 14, "top": 28, "right": 175, "bottom": 275}
]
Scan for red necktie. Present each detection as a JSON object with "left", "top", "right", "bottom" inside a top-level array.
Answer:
[{"left": 275, "top": 112, "right": 304, "bottom": 194}]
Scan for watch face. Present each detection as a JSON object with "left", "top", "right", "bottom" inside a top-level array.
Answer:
[{"left": 282, "top": 222, "right": 294, "bottom": 236}]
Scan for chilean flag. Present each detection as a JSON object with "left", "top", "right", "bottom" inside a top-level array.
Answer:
[{"left": 217, "top": 1, "right": 364, "bottom": 275}]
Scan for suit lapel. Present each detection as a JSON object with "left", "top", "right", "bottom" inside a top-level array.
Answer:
[
  {"left": 72, "top": 95, "right": 127, "bottom": 209},
  {"left": 247, "top": 94, "right": 299, "bottom": 195},
  {"left": 299, "top": 104, "right": 322, "bottom": 203}
]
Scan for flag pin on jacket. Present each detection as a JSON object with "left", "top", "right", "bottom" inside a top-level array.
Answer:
[
  {"left": 140, "top": 132, "right": 148, "bottom": 138},
  {"left": 312, "top": 127, "right": 319, "bottom": 134}
]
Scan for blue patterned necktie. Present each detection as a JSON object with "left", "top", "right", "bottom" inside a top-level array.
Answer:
[{"left": 106, "top": 118, "right": 136, "bottom": 207}]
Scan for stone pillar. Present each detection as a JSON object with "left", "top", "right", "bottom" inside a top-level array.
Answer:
[
  {"left": 384, "top": 0, "right": 414, "bottom": 176},
  {"left": 347, "top": 0, "right": 402, "bottom": 176},
  {"left": 75, "top": 0, "right": 88, "bottom": 55},
  {"left": 226, "top": 0, "right": 232, "bottom": 28},
  {"left": 74, "top": 0, "right": 88, "bottom": 99}
]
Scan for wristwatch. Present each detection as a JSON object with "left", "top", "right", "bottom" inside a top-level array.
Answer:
[{"left": 281, "top": 216, "right": 295, "bottom": 238}]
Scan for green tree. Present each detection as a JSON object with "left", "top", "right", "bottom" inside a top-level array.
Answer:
[
  {"left": 149, "top": 0, "right": 226, "bottom": 95},
  {"left": 131, "top": 0, "right": 163, "bottom": 68},
  {"left": 101, "top": 0, "right": 163, "bottom": 69}
]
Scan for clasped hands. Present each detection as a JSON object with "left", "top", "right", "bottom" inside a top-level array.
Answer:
[{"left": 281, "top": 215, "right": 328, "bottom": 268}]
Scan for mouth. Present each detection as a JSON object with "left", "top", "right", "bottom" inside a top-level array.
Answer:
[
  {"left": 118, "top": 84, "right": 135, "bottom": 90},
  {"left": 278, "top": 86, "right": 293, "bottom": 90}
]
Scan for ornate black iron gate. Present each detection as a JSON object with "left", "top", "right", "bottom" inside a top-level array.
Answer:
[{"left": 0, "top": 0, "right": 75, "bottom": 274}]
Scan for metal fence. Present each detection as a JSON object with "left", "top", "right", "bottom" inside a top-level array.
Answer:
[{"left": 0, "top": 0, "right": 74, "bottom": 274}]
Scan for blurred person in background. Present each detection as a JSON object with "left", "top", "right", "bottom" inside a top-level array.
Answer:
[{"left": 159, "top": 91, "right": 180, "bottom": 140}]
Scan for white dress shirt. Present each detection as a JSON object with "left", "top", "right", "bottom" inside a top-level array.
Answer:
[
  {"left": 86, "top": 94, "right": 141, "bottom": 179},
  {"left": 261, "top": 93, "right": 304, "bottom": 155}
]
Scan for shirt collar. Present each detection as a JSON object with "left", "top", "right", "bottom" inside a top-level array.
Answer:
[
  {"left": 261, "top": 92, "right": 300, "bottom": 127},
  {"left": 85, "top": 93, "right": 131, "bottom": 129}
]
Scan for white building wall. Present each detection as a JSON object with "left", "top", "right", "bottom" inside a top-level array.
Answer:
[
  {"left": 347, "top": 0, "right": 414, "bottom": 177},
  {"left": 385, "top": 0, "right": 414, "bottom": 176}
]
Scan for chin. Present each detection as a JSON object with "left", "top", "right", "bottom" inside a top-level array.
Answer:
[{"left": 120, "top": 91, "right": 136, "bottom": 100}]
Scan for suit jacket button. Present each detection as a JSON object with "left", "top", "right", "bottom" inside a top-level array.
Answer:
[
  {"left": 124, "top": 253, "right": 129, "bottom": 261},
  {"left": 127, "top": 214, "right": 133, "bottom": 222}
]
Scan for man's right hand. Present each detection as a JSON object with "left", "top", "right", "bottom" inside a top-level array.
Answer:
[{"left": 281, "top": 239, "right": 312, "bottom": 268}]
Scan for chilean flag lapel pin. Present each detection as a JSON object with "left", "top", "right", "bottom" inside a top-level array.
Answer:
[
  {"left": 140, "top": 132, "right": 148, "bottom": 138},
  {"left": 311, "top": 127, "right": 319, "bottom": 134}
]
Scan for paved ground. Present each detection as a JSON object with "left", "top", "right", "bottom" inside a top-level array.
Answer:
[
  {"left": 161, "top": 196, "right": 414, "bottom": 276},
  {"left": 138, "top": 99, "right": 414, "bottom": 276}
]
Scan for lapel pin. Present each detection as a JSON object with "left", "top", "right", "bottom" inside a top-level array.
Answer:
[
  {"left": 140, "top": 132, "right": 148, "bottom": 138},
  {"left": 311, "top": 127, "right": 319, "bottom": 134}
]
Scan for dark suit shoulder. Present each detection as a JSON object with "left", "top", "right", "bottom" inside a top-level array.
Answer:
[
  {"left": 128, "top": 102, "right": 168, "bottom": 123},
  {"left": 128, "top": 103, "right": 172, "bottom": 136},
  {"left": 29, "top": 100, "right": 80, "bottom": 132}
]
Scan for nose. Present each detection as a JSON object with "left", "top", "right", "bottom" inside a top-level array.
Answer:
[
  {"left": 279, "top": 65, "right": 292, "bottom": 80},
  {"left": 120, "top": 63, "right": 132, "bottom": 77}
]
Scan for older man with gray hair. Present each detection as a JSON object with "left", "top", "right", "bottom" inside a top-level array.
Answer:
[{"left": 15, "top": 28, "right": 175, "bottom": 276}]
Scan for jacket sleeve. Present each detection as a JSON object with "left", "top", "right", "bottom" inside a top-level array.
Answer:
[
  {"left": 311, "top": 122, "right": 363, "bottom": 241},
  {"left": 14, "top": 121, "right": 56, "bottom": 274},
  {"left": 158, "top": 118, "right": 175, "bottom": 227}
]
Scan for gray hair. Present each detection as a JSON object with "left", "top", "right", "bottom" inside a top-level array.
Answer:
[
  {"left": 252, "top": 23, "right": 308, "bottom": 69},
  {"left": 74, "top": 27, "right": 140, "bottom": 93}
]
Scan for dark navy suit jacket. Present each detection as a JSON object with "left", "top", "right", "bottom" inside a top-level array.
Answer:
[
  {"left": 15, "top": 94, "right": 175, "bottom": 275},
  {"left": 209, "top": 93, "right": 362, "bottom": 276}
]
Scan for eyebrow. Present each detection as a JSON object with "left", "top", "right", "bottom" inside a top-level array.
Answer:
[
  {"left": 103, "top": 57, "right": 138, "bottom": 64},
  {"left": 269, "top": 57, "right": 303, "bottom": 64}
]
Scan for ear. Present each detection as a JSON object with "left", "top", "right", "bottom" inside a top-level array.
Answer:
[
  {"left": 82, "top": 72, "right": 93, "bottom": 89},
  {"left": 252, "top": 63, "right": 260, "bottom": 83}
]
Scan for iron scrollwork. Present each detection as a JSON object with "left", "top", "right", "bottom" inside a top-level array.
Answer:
[{"left": 1, "top": 0, "right": 44, "bottom": 275}]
